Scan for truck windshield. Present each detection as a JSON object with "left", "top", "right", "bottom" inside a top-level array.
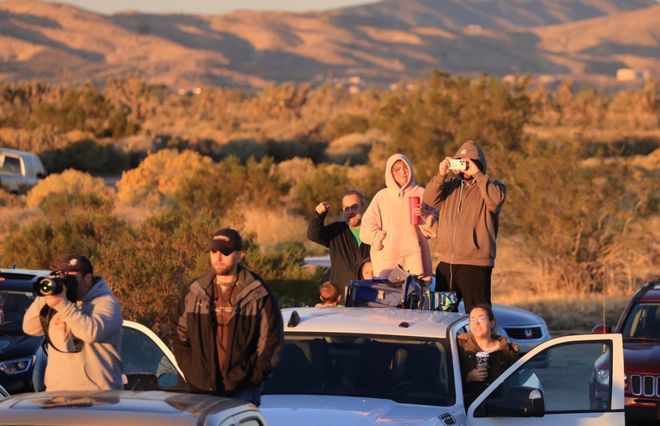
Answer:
[
  {"left": 621, "top": 302, "right": 660, "bottom": 340},
  {"left": 263, "top": 334, "right": 455, "bottom": 406}
]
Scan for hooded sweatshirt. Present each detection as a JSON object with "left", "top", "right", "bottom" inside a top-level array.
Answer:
[
  {"left": 423, "top": 140, "right": 506, "bottom": 267},
  {"left": 360, "top": 153, "right": 437, "bottom": 278},
  {"left": 23, "top": 277, "right": 123, "bottom": 391}
]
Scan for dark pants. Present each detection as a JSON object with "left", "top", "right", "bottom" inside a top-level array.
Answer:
[
  {"left": 231, "top": 383, "right": 263, "bottom": 406},
  {"left": 435, "top": 262, "right": 492, "bottom": 313}
]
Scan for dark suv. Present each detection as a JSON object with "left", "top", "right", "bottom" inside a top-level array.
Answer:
[
  {"left": 593, "top": 280, "right": 660, "bottom": 425},
  {"left": 0, "top": 269, "right": 49, "bottom": 394}
]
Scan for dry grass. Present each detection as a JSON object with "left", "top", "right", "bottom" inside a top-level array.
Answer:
[
  {"left": 496, "top": 292, "right": 631, "bottom": 337},
  {"left": 241, "top": 207, "right": 308, "bottom": 248}
]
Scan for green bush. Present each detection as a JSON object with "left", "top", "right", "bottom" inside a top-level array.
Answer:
[{"left": 26, "top": 169, "right": 111, "bottom": 210}]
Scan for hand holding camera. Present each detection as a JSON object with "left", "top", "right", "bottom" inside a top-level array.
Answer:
[{"left": 34, "top": 272, "right": 79, "bottom": 306}]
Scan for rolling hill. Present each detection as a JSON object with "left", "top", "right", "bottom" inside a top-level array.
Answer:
[{"left": 0, "top": 0, "right": 658, "bottom": 88}]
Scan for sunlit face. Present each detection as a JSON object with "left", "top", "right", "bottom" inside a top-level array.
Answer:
[
  {"left": 469, "top": 307, "right": 494, "bottom": 339},
  {"left": 360, "top": 261, "right": 374, "bottom": 280},
  {"left": 391, "top": 160, "right": 409, "bottom": 188},
  {"left": 210, "top": 249, "right": 242, "bottom": 276},
  {"left": 342, "top": 194, "right": 365, "bottom": 227}
]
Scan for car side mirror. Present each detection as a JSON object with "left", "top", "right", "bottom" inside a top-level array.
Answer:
[
  {"left": 591, "top": 324, "right": 611, "bottom": 334},
  {"left": 481, "top": 386, "right": 545, "bottom": 417}
]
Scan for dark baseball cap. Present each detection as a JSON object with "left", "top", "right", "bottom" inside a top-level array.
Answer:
[
  {"left": 57, "top": 255, "right": 93, "bottom": 275},
  {"left": 210, "top": 228, "right": 242, "bottom": 255}
]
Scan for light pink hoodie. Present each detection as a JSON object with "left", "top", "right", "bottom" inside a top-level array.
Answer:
[{"left": 361, "top": 153, "right": 437, "bottom": 278}]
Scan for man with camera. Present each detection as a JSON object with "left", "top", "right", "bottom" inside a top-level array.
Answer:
[
  {"left": 423, "top": 140, "right": 506, "bottom": 312},
  {"left": 172, "top": 228, "right": 283, "bottom": 406},
  {"left": 23, "top": 255, "right": 123, "bottom": 391}
]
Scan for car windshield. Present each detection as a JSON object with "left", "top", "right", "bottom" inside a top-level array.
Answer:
[
  {"left": 263, "top": 334, "right": 455, "bottom": 406},
  {"left": 0, "top": 290, "right": 34, "bottom": 333},
  {"left": 621, "top": 302, "right": 660, "bottom": 340}
]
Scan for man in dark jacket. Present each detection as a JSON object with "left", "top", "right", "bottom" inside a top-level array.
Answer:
[
  {"left": 423, "top": 140, "right": 506, "bottom": 312},
  {"left": 172, "top": 228, "right": 283, "bottom": 406},
  {"left": 307, "top": 190, "right": 371, "bottom": 298}
]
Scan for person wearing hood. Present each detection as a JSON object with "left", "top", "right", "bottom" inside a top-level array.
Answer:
[
  {"left": 23, "top": 255, "right": 124, "bottom": 391},
  {"left": 361, "top": 153, "right": 438, "bottom": 278},
  {"left": 423, "top": 140, "right": 506, "bottom": 312}
]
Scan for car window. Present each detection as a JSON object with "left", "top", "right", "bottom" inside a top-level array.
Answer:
[
  {"left": 0, "top": 155, "right": 21, "bottom": 175},
  {"left": 0, "top": 291, "right": 34, "bottom": 332},
  {"left": 621, "top": 303, "right": 660, "bottom": 339},
  {"left": 121, "top": 324, "right": 184, "bottom": 390},
  {"left": 263, "top": 334, "right": 454, "bottom": 406},
  {"left": 477, "top": 341, "right": 613, "bottom": 415}
]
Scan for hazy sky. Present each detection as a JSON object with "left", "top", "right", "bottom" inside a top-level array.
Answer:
[{"left": 46, "top": 0, "right": 379, "bottom": 15}]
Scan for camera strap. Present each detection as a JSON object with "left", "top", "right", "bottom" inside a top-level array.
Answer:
[{"left": 38, "top": 305, "right": 83, "bottom": 353}]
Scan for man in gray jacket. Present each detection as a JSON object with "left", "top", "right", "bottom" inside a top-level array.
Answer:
[
  {"left": 23, "top": 255, "right": 123, "bottom": 391},
  {"left": 423, "top": 140, "right": 506, "bottom": 312}
]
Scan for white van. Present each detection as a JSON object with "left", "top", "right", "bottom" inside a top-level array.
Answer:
[{"left": 0, "top": 148, "right": 46, "bottom": 194}]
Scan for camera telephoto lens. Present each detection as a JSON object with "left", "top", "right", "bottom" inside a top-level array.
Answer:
[{"left": 34, "top": 277, "right": 63, "bottom": 297}]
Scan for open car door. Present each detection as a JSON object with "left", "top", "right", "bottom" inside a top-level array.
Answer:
[
  {"left": 467, "top": 333, "right": 624, "bottom": 426},
  {"left": 121, "top": 320, "right": 185, "bottom": 391}
]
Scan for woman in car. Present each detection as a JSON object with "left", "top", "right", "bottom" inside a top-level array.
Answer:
[{"left": 457, "top": 304, "right": 519, "bottom": 407}]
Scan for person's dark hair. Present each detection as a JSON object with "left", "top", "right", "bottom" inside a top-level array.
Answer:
[
  {"left": 470, "top": 304, "right": 495, "bottom": 322},
  {"left": 342, "top": 190, "right": 366, "bottom": 206},
  {"left": 319, "top": 281, "right": 340, "bottom": 304},
  {"left": 472, "top": 160, "right": 484, "bottom": 172}
]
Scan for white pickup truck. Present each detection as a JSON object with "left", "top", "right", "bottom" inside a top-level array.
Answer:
[
  {"left": 0, "top": 148, "right": 46, "bottom": 194},
  {"left": 260, "top": 307, "right": 625, "bottom": 426}
]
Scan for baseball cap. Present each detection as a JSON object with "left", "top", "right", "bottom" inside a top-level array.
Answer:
[
  {"left": 57, "top": 255, "right": 93, "bottom": 275},
  {"left": 210, "top": 228, "right": 242, "bottom": 255}
]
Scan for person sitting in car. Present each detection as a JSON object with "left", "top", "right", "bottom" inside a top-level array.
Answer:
[
  {"left": 315, "top": 282, "right": 342, "bottom": 307},
  {"left": 457, "top": 304, "right": 519, "bottom": 407}
]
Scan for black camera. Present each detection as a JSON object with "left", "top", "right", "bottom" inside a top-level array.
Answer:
[{"left": 33, "top": 272, "right": 78, "bottom": 303}]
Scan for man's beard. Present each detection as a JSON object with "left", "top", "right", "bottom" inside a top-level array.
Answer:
[
  {"left": 347, "top": 215, "right": 362, "bottom": 227},
  {"left": 212, "top": 262, "right": 236, "bottom": 276}
]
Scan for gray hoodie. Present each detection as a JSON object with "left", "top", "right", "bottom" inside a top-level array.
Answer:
[
  {"left": 423, "top": 140, "right": 506, "bottom": 267},
  {"left": 23, "top": 277, "right": 123, "bottom": 391}
]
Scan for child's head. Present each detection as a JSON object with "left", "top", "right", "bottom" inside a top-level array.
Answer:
[
  {"left": 358, "top": 258, "right": 374, "bottom": 280},
  {"left": 319, "top": 281, "right": 341, "bottom": 305}
]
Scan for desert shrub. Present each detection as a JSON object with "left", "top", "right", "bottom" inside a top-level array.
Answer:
[
  {"left": 503, "top": 140, "right": 656, "bottom": 292},
  {"left": 0, "top": 214, "right": 127, "bottom": 270},
  {"left": 324, "top": 130, "right": 383, "bottom": 165},
  {"left": 371, "top": 72, "right": 532, "bottom": 183},
  {"left": 217, "top": 139, "right": 268, "bottom": 162},
  {"left": 176, "top": 156, "right": 287, "bottom": 216},
  {"left": 116, "top": 149, "right": 212, "bottom": 207},
  {"left": 321, "top": 114, "right": 370, "bottom": 141},
  {"left": 292, "top": 163, "right": 352, "bottom": 215},
  {"left": 96, "top": 209, "right": 216, "bottom": 336},
  {"left": 40, "top": 139, "right": 130, "bottom": 174},
  {"left": 0, "top": 187, "right": 24, "bottom": 207},
  {"left": 26, "top": 169, "right": 110, "bottom": 210}
]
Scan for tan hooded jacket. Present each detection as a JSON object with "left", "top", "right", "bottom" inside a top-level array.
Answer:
[
  {"left": 23, "top": 277, "right": 123, "bottom": 391},
  {"left": 423, "top": 140, "right": 506, "bottom": 267},
  {"left": 360, "top": 153, "right": 437, "bottom": 278}
]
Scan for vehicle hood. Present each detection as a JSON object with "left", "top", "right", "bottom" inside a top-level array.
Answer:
[
  {"left": 0, "top": 333, "right": 42, "bottom": 360},
  {"left": 261, "top": 395, "right": 463, "bottom": 426},
  {"left": 0, "top": 391, "right": 248, "bottom": 426},
  {"left": 623, "top": 340, "right": 660, "bottom": 375}
]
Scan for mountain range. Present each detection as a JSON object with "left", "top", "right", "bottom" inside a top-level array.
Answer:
[{"left": 0, "top": 0, "right": 658, "bottom": 89}]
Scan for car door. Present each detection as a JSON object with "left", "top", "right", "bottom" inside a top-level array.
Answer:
[
  {"left": 121, "top": 320, "right": 185, "bottom": 390},
  {"left": 467, "top": 333, "right": 624, "bottom": 426}
]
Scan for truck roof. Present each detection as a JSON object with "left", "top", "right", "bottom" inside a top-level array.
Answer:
[{"left": 282, "top": 307, "right": 465, "bottom": 339}]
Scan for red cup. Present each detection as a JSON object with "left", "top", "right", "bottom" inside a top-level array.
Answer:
[{"left": 408, "top": 196, "right": 420, "bottom": 225}]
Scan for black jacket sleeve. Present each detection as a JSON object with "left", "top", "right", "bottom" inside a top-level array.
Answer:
[
  {"left": 307, "top": 211, "right": 332, "bottom": 247},
  {"left": 249, "top": 291, "right": 284, "bottom": 386}
]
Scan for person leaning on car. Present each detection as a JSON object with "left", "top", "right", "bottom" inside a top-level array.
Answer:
[
  {"left": 172, "top": 228, "right": 283, "bottom": 406},
  {"left": 22, "top": 255, "right": 124, "bottom": 391}
]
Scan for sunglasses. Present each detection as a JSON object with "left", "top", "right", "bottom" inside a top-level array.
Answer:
[{"left": 468, "top": 315, "right": 489, "bottom": 324}]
